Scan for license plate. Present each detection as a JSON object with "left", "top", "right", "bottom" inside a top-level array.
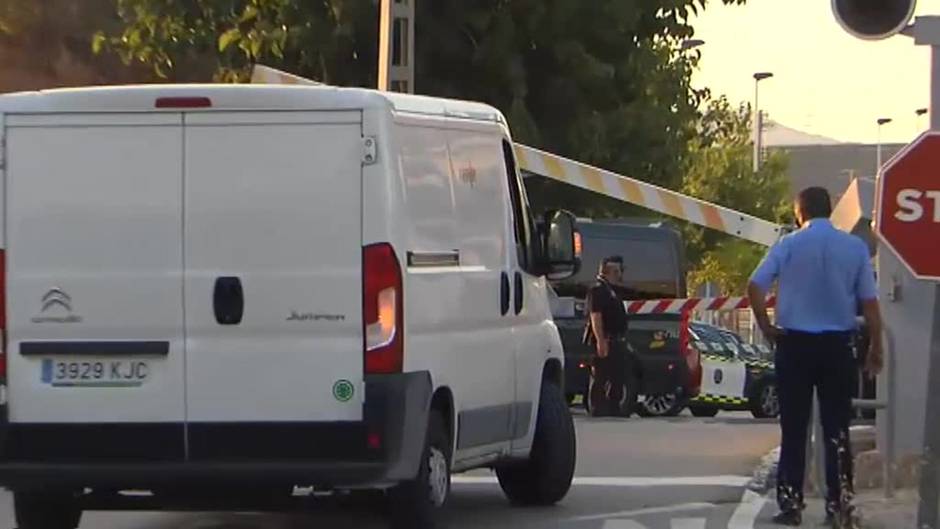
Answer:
[{"left": 40, "top": 359, "right": 150, "bottom": 387}]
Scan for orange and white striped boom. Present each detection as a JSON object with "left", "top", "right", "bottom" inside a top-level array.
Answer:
[
  {"left": 513, "top": 145, "right": 786, "bottom": 247},
  {"left": 625, "top": 296, "right": 777, "bottom": 315}
]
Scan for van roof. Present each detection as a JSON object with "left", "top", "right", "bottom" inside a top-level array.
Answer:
[{"left": 0, "top": 84, "right": 506, "bottom": 122}]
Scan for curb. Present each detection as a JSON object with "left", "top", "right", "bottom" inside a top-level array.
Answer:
[
  {"left": 746, "top": 445, "right": 780, "bottom": 495},
  {"left": 745, "top": 426, "right": 878, "bottom": 496}
]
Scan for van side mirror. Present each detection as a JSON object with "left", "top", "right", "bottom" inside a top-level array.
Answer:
[{"left": 541, "top": 210, "right": 581, "bottom": 280}]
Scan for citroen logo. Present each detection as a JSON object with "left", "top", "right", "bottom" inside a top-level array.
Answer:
[
  {"left": 32, "top": 288, "right": 82, "bottom": 324},
  {"left": 41, "top": 288, "right": 72, "bottom": 312}
]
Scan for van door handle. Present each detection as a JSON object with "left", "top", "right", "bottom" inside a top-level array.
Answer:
[
  {"left": 514, "top": 272, "right": 524, "bottom": 315},
  {"left": 500, "top": 272, "right": 510, "bottom": 316},
  {"left": 213, "top": 276, "right": 244, "bottom": 325}
]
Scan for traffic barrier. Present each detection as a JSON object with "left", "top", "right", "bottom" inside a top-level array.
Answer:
[
  {"left": 250, "top": 65, "right": 323, "bottom": 85},
  {"left": 624, "top": 296, "right": 776, "bottom": 315},
  {"left": 513, "top": 144, "right": 787, "bottom": 247}
]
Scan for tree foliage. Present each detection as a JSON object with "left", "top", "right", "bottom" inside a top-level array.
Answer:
[
  {"left": 94, "top": 0, "right": 791, "bottom": 294},
  {"left": 95, "top": 0, "right": 743, "bottom": 206},
  {"left": 680, "top": 96, "right": 792, "bottom": 295},
  {"left": 0, "top": 0, "right": 143, "bottom": 92}
]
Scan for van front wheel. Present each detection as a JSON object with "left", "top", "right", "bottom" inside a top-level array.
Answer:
[
  {"left": 14, "top": 492, "right": 82, "bottom": 529},
  {"left": 496, "top": 382, "right": 576, "bottom": 505}
]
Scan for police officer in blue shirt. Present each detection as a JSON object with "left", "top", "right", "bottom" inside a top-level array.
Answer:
[{"left": 747, "top": 187, "right": 884, "bottom": 527}]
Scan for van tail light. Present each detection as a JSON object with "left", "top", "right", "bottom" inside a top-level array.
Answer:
[
  {"left": 679, "top": 311, "right": 701, "bottom": 394},
  {"left": 363, "top": 243, "right": 403, "bottom": 374}
]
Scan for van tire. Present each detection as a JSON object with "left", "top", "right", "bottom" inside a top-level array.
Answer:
[
  {"left": 388, "top": 410, "right": 451, "bottom": 529},
  {"left": 14, "top": 492, "right": 82, "bottom": 529},
  {"left": 496, "top": 382, "right": 576, "bottom": 506}
]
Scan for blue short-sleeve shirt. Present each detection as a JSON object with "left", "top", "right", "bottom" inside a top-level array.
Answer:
[{"left": 750, "top": 219, "right": 877, "bottom": 332}]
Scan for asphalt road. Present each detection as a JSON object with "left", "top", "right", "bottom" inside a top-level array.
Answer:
[{"left": 0, "top": 410, "right": 784, "bottom": 529}]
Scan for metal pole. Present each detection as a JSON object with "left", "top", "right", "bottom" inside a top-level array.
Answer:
[
  {"left": 377, "top": 0, "right": 415, "bottom": 93},
  {"left": 884, "top": 325, "right": 897, "bottom": 499},
  {"left": 918, "top": 286, "right": 940, "bottom": 528},
  {"left": 813, "top": 393, "right": 826, "bottom": 497},
  {"left": 377, "top": 0, "right": 392, "bottom": 91},
  {"left": 876, "top": 126, "right": 882, "bottom": 176},
  {"left": 753, "top": 79, "right": 760, "bottom": 173},
  {"left": 916, "top": 41, "right": 940, "bottom": 529},
  {"left": 751, "top": 78, "right": 760, "bottom": 173}
]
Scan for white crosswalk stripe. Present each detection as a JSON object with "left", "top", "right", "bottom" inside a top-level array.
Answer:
[
  {"left": 728, "top": 489, "right": 767, "bottom": 529},
  {"left": 602, "top": 520, "right": 649, "bottom": 529},
  {"left": 671, "top": 518, "right": 707, "bottom": 529},
  {"left": 598, "top": 515, "right": 708, "bottom": 529},
  {"left": 452, "top": 475, "right": 750, "bottom": 487}
]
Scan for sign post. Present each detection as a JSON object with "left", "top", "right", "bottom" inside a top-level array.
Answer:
[{"left": 875, "top": 40, "right": 940, "bottom": 521}]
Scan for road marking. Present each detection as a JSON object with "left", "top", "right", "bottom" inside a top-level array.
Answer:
[
  {"left": 452, "top": 475, "right": 750, "bottom": 487},
  {"left": 728, "top": 489, "right": 767, "bottom": 529},
  {"left": 568, "top": 502, "right": 715, "bottom": 522},
  {"left": 602, "top": 520, "right": 648, "bottom": 529},
  {"left": 671, "top": 518, "right": 707, "bottom": 529}
]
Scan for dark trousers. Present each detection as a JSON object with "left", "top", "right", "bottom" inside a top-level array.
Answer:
[
  {"left": 775, "top": 331, "right": 856, "bottom": 512},
  {"left": 590, "top": 338, "right": 627, "bottom": 415}
]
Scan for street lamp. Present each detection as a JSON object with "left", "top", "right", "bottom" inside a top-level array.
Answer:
[
  {"left": 917, "top": 108, "right": 929, "bottom": 131},
  {"left": 753, "top": 72, "right": 774, "bottom": 172},
  {"left": 876, "top": 117, "right": 893, "bottom": 175}
]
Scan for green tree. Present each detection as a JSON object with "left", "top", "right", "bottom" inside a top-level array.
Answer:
[
  {"left": 680, "top": 95, "right": 792, "bottom": 295},
  {"left": 0, "top": 0, "right": 143, "bottom": 91},
  {"left": 95, "top": 0, "right": 743, "bottom": 211}
]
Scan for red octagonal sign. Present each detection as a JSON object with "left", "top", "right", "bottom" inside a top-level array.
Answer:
[{"left": 877, "top": 131, "right": 940, "bottom": 281}]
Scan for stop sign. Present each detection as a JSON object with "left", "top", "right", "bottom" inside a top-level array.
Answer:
[{"left": 876, "top": 131, "right": 940, "bottom": 280}]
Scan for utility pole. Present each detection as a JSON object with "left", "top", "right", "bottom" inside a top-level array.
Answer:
[{"left": 378, "top": 0, "right": 415, "bottom": 93}]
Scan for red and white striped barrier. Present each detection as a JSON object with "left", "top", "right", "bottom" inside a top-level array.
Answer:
[{"left": 625, "top": 296, "right": 777, "bottom": 315}]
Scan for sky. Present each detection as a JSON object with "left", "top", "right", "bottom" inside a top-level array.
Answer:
[{"left": 691, "top": 0, "right": 931, "bottom": 145}]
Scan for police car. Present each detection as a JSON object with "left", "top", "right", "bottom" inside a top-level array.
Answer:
[{"left": 685, "top": 322, "right": 779, "bottom": 419}]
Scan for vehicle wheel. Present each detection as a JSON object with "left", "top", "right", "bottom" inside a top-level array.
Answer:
[
  {"left": 637, "top": 393, "right": 682, "bottom": 417},
  {"left": 689, "top": 405, "right": 719, "bottom": 418},
  {"left": 618, "top": 375, "right": 639, "bottom": 417},
  {"left": 496, "top": 381, "right": 576, "bottom": 506},
  {"left": 750, "top": 379, "right": 780, "bottom": 419},
  {"left": 587, "top": 377, "right": 638, "bottom": 417},
  {"left": 14, "top": 491, "right": 82, "bottom": 529},
  {"left": 388, "top": 410, "right": 451, "bottom": 529}
]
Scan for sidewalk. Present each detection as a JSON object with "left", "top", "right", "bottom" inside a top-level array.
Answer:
[
  {"left": 800, "top": 488, "right": 918, "bottom": 528},
  {"left": 750, "top": 426, "right": 919, "bottom": 528}
]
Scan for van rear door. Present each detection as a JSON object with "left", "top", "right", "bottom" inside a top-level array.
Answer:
[
  {"left": 183, "top": 111, "right": 364, "bottom": 424},
  {"left": 6, "top": 113, "right": 186, "bottom": 424}
]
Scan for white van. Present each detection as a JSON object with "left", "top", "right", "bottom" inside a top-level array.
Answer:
[{"left": 0, "top": 84, "right": 580, "bottom": 529}]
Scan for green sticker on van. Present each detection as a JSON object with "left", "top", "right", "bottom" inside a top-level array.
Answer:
[{"left": 333, "top": 379, "right": 354, "bottom": 402}]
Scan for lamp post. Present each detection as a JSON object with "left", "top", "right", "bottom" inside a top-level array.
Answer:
[
  {"left": 753, "top": 72, "right": 774, "bottom": 172},
  {"left": 917, "top": 107, "right": 929, "bottom": 132},
  {"left": 876, "top": 117, "right": 893, "bottom": 176}
]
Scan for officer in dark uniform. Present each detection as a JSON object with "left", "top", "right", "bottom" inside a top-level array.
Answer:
[{"left": 585, "top": 255, "right": 630, "bottom": 417}]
